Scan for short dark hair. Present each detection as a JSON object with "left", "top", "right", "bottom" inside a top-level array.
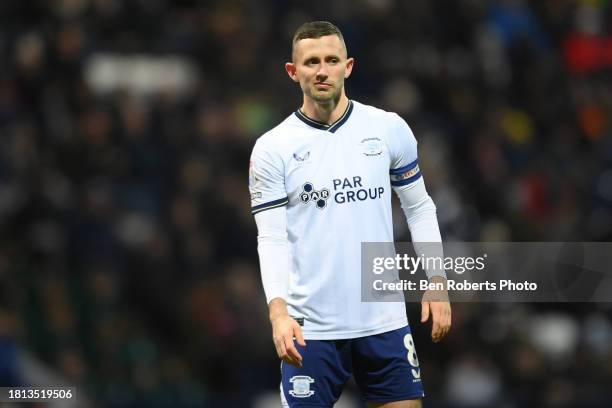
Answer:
[{"left": 291, "top": 21, "right": 347, "bottom": 60}]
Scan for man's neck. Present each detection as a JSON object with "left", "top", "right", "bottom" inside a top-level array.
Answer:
[{"left": 300, "top": 94, "right": 349, "bottom": 125}]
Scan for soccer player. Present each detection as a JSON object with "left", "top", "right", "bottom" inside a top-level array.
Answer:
[{"left": 249, "top": 21, "right": 451, "bottom": 408}]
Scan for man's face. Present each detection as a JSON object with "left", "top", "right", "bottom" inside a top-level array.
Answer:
[{"left": 286, "top": 35, "right": 354, "bottom": 103}]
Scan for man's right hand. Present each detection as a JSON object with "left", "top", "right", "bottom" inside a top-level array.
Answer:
[{"left": 269, "top": 298, "right": 306, "bottom": 367}]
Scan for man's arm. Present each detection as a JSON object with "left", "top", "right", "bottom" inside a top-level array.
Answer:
[
  {"left": 254, "top": 206, "right": 306, "bottom": 367},
  {"left": 394, "top": 178, "right": 451, "bottom": 343}
]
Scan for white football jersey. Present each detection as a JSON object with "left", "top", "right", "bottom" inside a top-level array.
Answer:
[{"left": 249, "top": 100, "right": 422, "bottom": 340}]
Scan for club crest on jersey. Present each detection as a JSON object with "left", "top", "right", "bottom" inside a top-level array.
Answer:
[
  {"left": 293, "top": 151, "right": 310, "bottom": 162},
  {"left": 299, "top": 182, "right": 329, "bottom": 209},
  {"left": 360, "top": 137, "right": 383, "bottom": 156},
  {"left": 289, "top": 376, "right": 315, "bottom": 398}
]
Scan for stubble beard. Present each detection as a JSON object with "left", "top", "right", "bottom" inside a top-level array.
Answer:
[{"left": 306, "top": 83, "right": 342, "bottom": 106}]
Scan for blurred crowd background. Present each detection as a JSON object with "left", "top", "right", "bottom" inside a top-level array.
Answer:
[{"left": 0, "top": 0, "right": 611, "bottom": 407}]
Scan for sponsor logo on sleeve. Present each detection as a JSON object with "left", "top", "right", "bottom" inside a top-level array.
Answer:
[{"left": 397, "top": 165, "right": 420, "bottom": 180}]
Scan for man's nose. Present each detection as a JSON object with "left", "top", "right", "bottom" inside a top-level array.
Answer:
[{"left": 316, "top": 64, "right": 329, "bottom": 79}]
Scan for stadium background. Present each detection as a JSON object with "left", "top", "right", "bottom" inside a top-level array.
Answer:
[{"left": 0, "top": 0, "right": 611, "bottom": 406}]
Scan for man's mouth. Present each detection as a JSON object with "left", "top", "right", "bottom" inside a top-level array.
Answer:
[{"left": 315, "top": 83, "right": 332, "bottom": 88}]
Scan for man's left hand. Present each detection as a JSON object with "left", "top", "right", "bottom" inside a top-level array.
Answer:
[{"left": 421, "top": 276, "right": 451, "bottom": 343}]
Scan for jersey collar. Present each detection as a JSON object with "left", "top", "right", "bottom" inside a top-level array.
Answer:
[{"left": 294, "top": 100, "right": 354, "bottom": 133}]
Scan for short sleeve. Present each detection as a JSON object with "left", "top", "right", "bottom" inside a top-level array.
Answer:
[
  {"left": 387, "top": 114, "right": 422, "bottom": 187},
  {"left": 249, "top": 140, "right": 288, "bottom": 215}
]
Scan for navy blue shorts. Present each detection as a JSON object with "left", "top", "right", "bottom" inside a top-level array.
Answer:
[{"left": 280, "top": 325, "right": 424, "bottom": 407}]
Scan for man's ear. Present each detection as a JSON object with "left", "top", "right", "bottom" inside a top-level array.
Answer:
[
  {"left": 285, "top": 62, "right": 299, "bottom": 83},
  {"left": 344, "top": 57, "right": 354, "bottom": 79}
]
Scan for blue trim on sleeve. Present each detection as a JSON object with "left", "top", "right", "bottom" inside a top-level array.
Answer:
[
  {"left": 390, "top": 159, "right": 418, "bottom": 175},
  {"left": 251, "top": 196, "right": 289, "bottom": 215},
  {"left": 390, "top": 159, "right": 421, "bottom": 186},
  {"left": 391, "top": 172, "right": 422, "bottom": 186}
]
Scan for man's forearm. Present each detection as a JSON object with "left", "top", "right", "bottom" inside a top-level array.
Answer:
[
  {"left": 255, "top": 206, "right": 291, "bottom": 303},
  {"left": 394, "top": 178, "right": 446, "bottom": 279}
]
